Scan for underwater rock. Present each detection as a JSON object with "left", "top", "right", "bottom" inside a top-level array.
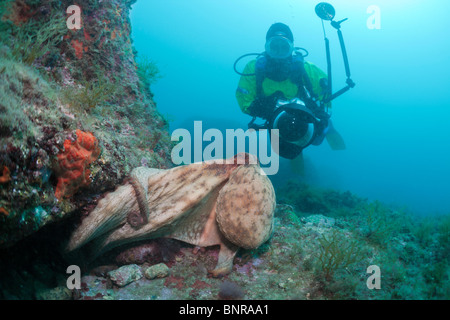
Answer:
[
  {"left": 0, "top": 0, "right": 172, "bottom": 248},
  {"left": 218, "top": 281, "right": 244, "bottom": 300},
  {"left": 107, "top": 264, "right": 143, "bottom": 287},
  {"left": 35, "top": 286, "right": 72, "bottom": 300},
  {"left": 66, "top": 153, "right": 276, "bottom": 277},
  {"left": 302, "top": 214, "right": 335, "bottom": 228},
  {"left": 90, "top": 265, "right": 118, "bottom": 278},
  {"left": 144, "top": 263, "right": 170, "bottom": 280},
  {"left": 114, "top": 238, "right": 182, "bottom": 265},
  {"left": 115, "top": 242, "right": 162, "bottom": 265}
]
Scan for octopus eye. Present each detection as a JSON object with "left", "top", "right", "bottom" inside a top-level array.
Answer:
[{"left": 127, "top": 210, "right": 145, "bottom": 229}]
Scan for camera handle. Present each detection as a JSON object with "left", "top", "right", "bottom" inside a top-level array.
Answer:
[{"left": 248, "top": 117, "right": 270, "bottom": 130}]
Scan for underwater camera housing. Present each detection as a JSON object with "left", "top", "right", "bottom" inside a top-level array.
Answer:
[{"left": 248, "top": 97, "right": 330, "bottom": 150}]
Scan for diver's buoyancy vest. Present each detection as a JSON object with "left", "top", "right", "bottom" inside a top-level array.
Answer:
[{"left": 255, "top": 54, "right": 315, "bottom": 100}]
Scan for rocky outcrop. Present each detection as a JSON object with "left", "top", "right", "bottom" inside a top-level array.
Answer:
[{"left": 0, "top": 0, "right": 172, "bottom": 248}]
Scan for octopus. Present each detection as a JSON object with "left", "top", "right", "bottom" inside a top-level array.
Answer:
[{"left": 66, "top": 153, "right": 276, "bottom": 277}]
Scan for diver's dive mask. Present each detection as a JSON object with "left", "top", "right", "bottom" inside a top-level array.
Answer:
[
  {"left": 271, "top": 98, "right": 319, "bottom": 148},
  {"left": 265, "top": 34, "right": 294, "bottom": 59}
]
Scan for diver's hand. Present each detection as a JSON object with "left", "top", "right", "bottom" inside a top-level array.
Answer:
[{"left": 248, "top": 91, "right": 284, "bottom": 119}]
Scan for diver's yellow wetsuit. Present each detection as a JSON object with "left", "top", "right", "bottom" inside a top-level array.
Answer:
[{"left": 236, "top": 59, "right": 329, "bottom": 116}]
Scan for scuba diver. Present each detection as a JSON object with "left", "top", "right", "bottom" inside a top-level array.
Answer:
[
  {"left": 235, "top": 22, "right": 345, "bottom": 164},
  {"left": 234, "top": 4, "right": 355, "bottom": 174}
]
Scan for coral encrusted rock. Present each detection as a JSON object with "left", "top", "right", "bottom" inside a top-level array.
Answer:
[{"left": 54, "top": 129, "right": 100, "bottom": 199}]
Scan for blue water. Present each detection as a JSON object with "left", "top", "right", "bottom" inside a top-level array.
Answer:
[{"left": 130, "top": 0, "right": 450, "bottom": 215}]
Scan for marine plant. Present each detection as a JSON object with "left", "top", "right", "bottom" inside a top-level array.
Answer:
[
  {"left": 0, "top": 58, "right": 34, "bottom": 139},
  {"left": 60, "top": 73, "right": 120, "bottom": 111},
  {"left": 136, "top": 55, "right": 162, "bottom": 94},
  {"left": 0, "top": 56, "right": 62, "bottom": 141},
  {"left": 361, "top": 201, "right": 398, "bottom": 246},
  {"left": 315, "top": 229, "right": 365, "bottom": 281},
  {"left": 0, "top": 1, "right": 15, "bottom": 42},
  {"left": 437, "top": 214, "right": 450, "bottom": 251},
  {"left": 1, "top": 5, "right": 66, "bottom": 66}
]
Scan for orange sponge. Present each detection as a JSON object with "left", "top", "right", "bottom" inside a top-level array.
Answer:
[
  {"left": 55, "top": 129, "right": 100, "bottom": 199},
  {"left": 0, "top": 166, "right": 10, "bottom": 184}
]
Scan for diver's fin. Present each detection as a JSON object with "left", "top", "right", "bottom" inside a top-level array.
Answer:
[
  {"left": 290, "top": 152, "right": 305, "bottom": 176},
  {"left": 326, "top": 123, "right": 346, "bottom": 150}
]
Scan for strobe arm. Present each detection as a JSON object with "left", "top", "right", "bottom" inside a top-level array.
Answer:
[{"left": 322, "top": 15, "right": 356, "bottom": 103}]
